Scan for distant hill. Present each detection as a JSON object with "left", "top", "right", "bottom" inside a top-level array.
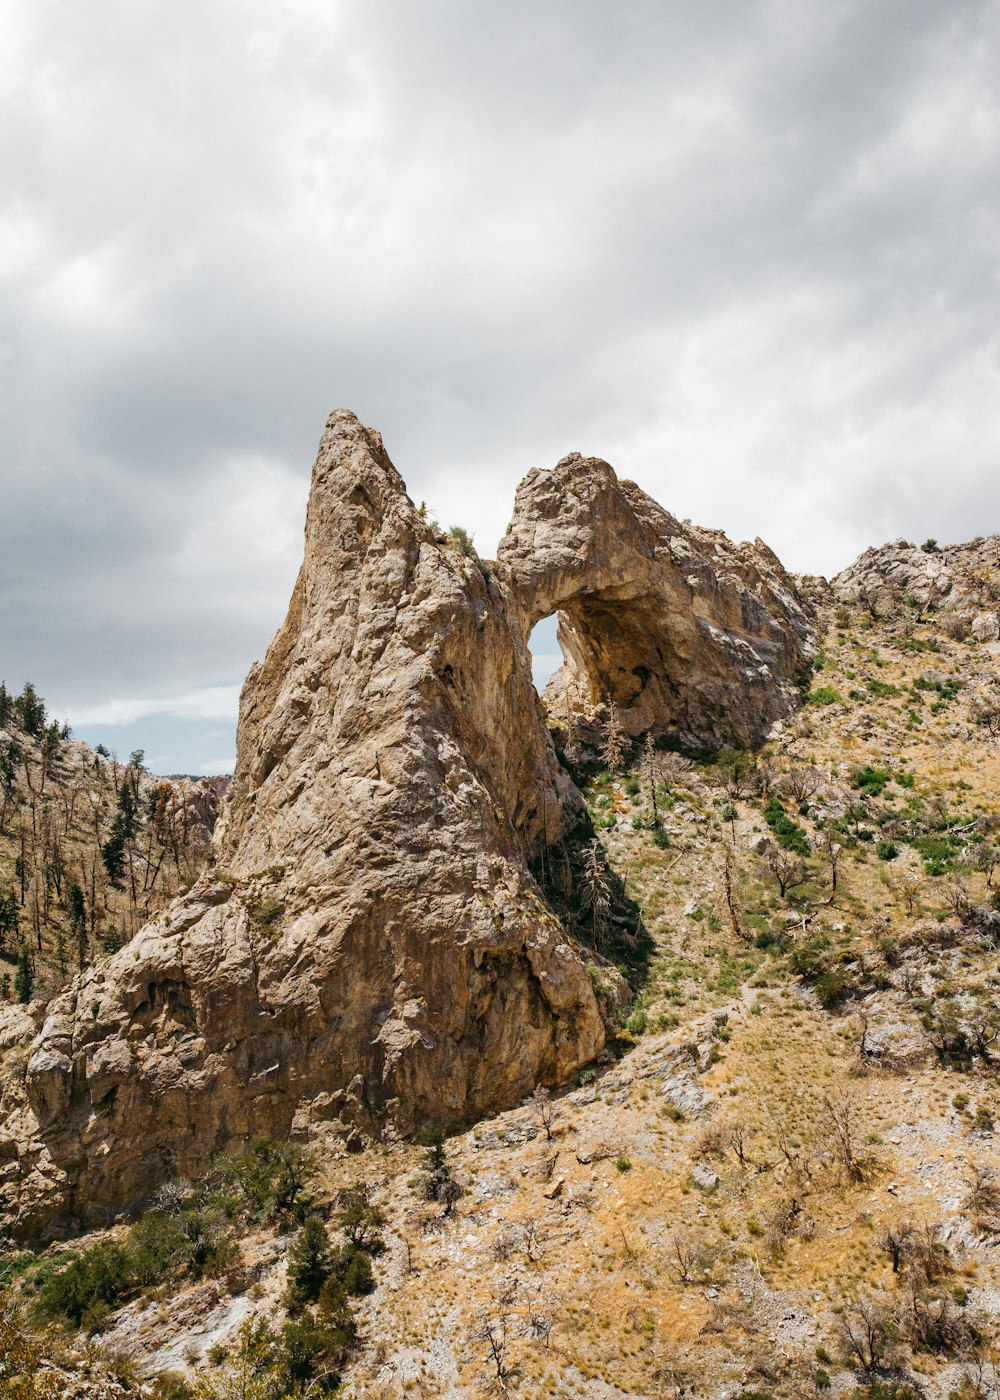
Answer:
[{"left": 0, "top": 681, "right": 226, "bottom": 1005}]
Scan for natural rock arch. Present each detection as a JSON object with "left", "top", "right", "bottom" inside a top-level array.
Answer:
[{"left": 496, "top": 452, "right": 811, "bottom": 748}]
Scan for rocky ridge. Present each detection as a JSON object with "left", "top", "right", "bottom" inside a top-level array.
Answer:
[
  {"left": 4, "top": 411, "right": 813, "bottom": 1238},
  {"left": 835, "top": 534, "right": 1000, "bottom": 642}
]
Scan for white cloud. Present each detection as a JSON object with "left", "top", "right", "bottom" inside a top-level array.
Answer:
[
  {"left": 67, "top": 685, "right": 241, "bottom": 728},
  {"left": 197, "top": 757, "right": 238, "bottom": 777}
]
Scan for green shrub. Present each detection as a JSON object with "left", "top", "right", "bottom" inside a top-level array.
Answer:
[
  {"left": 851, "top": 765, "right": 891, "bottom": 797},
  {"left": 807, "top": 686, "right": 843, "bottom": 706},
  {"left": 814, "top": 969, "right": 850, "bottom": 1008},
  {"left": 763, "top": 798, "right": 810, "bottom": 856},
  {"left": 912, "top": 834, "right": 960, "bottom": 875},
  {"left": 335, "top": 1184, "right": 385, "bottom": 1253},
  {"left": 126, "top": 1211, "right": 191, "bottom": 1286},
  {"left": 875, "top": 840, "right": 898, "bottom": 861},
  {"left": 446, "top": 524, "right": 477, "bottom": 557},
  {"left": 339, "top": 1249, "right": 374, "bottom": 1296},
  {"left": 37, "top": 1240, "right": 131, "bottom": 1328},
  {"left": 626, "top": 1009, "right": 649, "bottom": 1036}
]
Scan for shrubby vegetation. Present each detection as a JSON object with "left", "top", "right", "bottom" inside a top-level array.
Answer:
[{"left": 23, "top": 1139, "right": 315, "bottom": 1333}]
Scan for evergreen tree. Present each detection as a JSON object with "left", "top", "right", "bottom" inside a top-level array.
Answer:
[
  {"left": 102, "top": 782, "right": 138, "bottom": 886},
  {"left": 285, "top": 1215, "right": 334, "bottom": 1310},
  {"left": 0, "top": 886, "right": 17, "bottom": 953},
  {"left": 68, "top": 882, "right": 87, "bottom": 968},
  {"left": 14, "top": 947, "right": 33, "bottom": 1004},
  {"left": 0, "top": 741, "right": 16, "bottom": 793},
  {"left": 14, "top": 683, "right": 46, "bottom": 737}
]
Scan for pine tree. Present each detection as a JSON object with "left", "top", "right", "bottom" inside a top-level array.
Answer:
[
  {"left": 285, "top": 1215, "right": 334, "bottom": 1310},
  {"left": 68, "top": 882, "right": 87, "bottom": 969},
  {"left": 0, "top": 886, "right": 17, "bottom": 953},
  {"left": 14, "top": 682, "right": 46, "bottom": 737},
  {"left": 14, "top": 947, "right": 33, "bottom": 1004}
]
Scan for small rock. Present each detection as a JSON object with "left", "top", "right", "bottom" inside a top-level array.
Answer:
[{"left": 690, "top": 1161, "right": 720, "bottom": 1191}]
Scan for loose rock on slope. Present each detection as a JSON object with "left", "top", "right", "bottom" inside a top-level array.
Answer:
[{"left": 6, "top": 411, "right": 812, "bottom": 1237}]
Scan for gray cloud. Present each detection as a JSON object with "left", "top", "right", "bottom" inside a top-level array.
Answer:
[{"left": 2, "top": 0, "right": 999, "bottom": 768}]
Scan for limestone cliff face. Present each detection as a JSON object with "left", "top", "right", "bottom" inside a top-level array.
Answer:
[
  {"left": 497, "top": 453, "right": 813, "bottom": 746},
  {"left": 8, "top": 413, "right": 813, "bottom": 1237},
  {"left": 835, "top": 536, "right": 1000, "bottom": 642}
]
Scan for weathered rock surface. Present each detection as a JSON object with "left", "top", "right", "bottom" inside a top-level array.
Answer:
[
  {"left": 7, "top": 412, "right": 812, "bottom": 1237},
  {"left": 835, "top": 535, "right": 1000, "bottom": 640},
  {"left": 498, "top": 453, "right": 813, "bottom": 746}
]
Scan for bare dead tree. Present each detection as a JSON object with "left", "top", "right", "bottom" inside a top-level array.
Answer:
[
  {"left": 641, "top": 732, "right": 660, "bottom": 825},
  {"left": 530, "top": 1084, "right": 556, "bottom": 1141},
  {"left": 580, "top": 839, "right": 612, "bottom": 948},
  {"left": 965, "top": 1163, "right": 1000, "bottom": 1233},
  {"left": 728, "top": 1120, "right": 753, "bottom": 1170},
  {"left": 763, "top": 841, "right": 808, "bottom": 900},
  {"left": 837, "top": 1295, "right": 900, "bottom": 1372},
  {"left": 877, "top": 1219, "right": 916, "bottom": 1274},
  {"left": 722, "top": 840, "right": 748, "bottom": 940},
  {"left": 822, "top": 1093, "right": 870, "bottom": 1184},
  {"left": 783, "top": 767, "right": 822, "bottom": 804},
  {"left": 472, "top": 1306, "right": 513, "bottom": 1393},
  {"left": 665, "top": 1229, "right": 702, "bottom": 1284},
  {"left": 817, "top": 827, "right": 842, "bottom": 902},
  {"left": 599, "top": 701, "right": 630, "bottom": 773},
  {"left": 944, "top": 877, "right": 973, "bottom": 923}
]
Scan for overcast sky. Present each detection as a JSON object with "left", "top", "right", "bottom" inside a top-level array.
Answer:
[{"left": 3, "top": 1, "right": 999, "bottom": 773}]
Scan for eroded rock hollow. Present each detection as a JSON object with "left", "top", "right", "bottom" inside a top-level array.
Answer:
[{"left": 7, "top": 412, "right": 812, "bottom": 1235}]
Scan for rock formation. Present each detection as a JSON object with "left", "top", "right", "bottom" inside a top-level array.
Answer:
[
  {"left": 5, "top": 412, "right": 813, "bottom": 1237},
  {"left": 835, "top": 536, "right": 1000, "bottom": 643},
  {"left": 498, "top": 453, "right": 812, "bottom": 746}
]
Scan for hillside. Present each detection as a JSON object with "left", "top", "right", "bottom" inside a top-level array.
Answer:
[
  {"left": 0, "top": 419, "right": 998, "bottom": 1400},
  {"left": 0, "top": 681, "right": 226, "bottom": 1007}
]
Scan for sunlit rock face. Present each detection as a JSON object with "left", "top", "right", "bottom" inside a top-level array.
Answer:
[
  {"left": 9, "top": 413, "right": 812, "bottom": 1237},
  {"left": 497, "top": 452, "right": 813, "bottom": 747}
]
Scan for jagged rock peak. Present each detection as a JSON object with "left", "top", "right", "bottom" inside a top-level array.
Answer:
[{"left": 12, "top": 412, "right": 605, "bottom": 1236}]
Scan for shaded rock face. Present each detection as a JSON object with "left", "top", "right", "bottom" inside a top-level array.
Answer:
[
  {"left": 498, "top": 454, "right": 813, "bottom": 746},
  {"left": 10, "top": 413, "right": 811, "bottom": 1236},
  {"left": 835, "top": 536, "right": 1000, "bottom": 641}
]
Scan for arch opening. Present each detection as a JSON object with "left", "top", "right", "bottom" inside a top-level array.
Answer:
[
  {"left": 527, "top": 614, "right": 563, "bottom": 693},
  {"left": 527, "top": 589, "right": 691, "bottom": 740}
]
